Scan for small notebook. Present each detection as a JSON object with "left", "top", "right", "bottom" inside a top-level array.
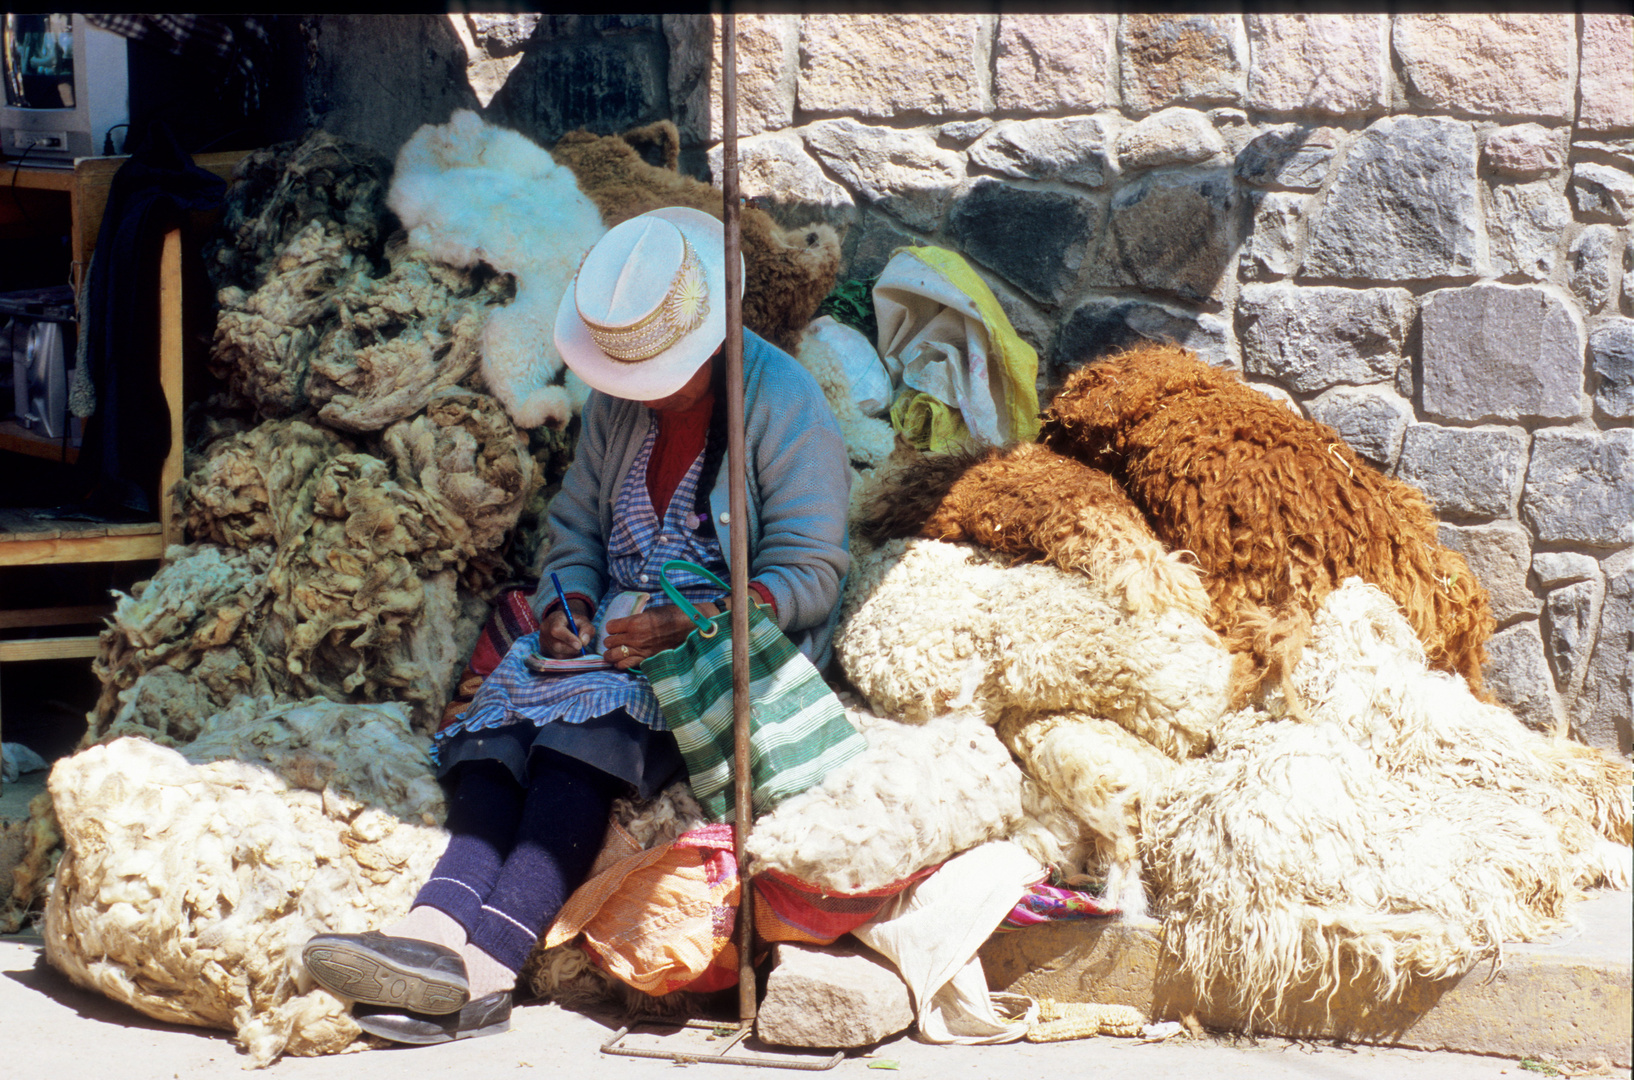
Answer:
[{"left": 524, "top": 591, "right": 651, "bottom": 675}]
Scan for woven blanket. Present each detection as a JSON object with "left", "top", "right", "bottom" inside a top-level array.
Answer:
[
  {"left": 754, "top": 865, "right": 938, "bottom": 946},
  {"left": 998, "top": 883, "right": 1120, "bottom": 931},
  {"left": 437, "top": 586, "right": 538, "bottom": 733}
]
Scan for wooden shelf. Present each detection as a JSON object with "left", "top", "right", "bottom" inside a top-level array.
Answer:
[{"left": 0, "top": 420, "right": 78, "bottom": 464}]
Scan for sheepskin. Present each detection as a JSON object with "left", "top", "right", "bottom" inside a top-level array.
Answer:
[
  {"left": 305, "top": 234, "right": 515, "bottom": 433},
  {"left": 1039, "top": 344, "right": 1494, "bottom": 702},
  {"left": 388, "top": 109, "right": 607, "bottom": 429},
  {"left": 996, "top": 712, "right": 1174, "bottom": 917},
  {"left": 552, "top": 121, "right": 842, "bottom": 353},
  {"left": 838, "top": 538, "right": 1232, "bottom": 759},
  {"left": 1293, "top": 580, "right": 1633, "bottom": 859},
  {"left": 855, "top": 442, "right": 1211, "bottom": 620},
  {"left": 1143, "top": 580, "right": 1632, "bottom": 1027},
  {"left": 746, "top": 710, "right": 1027, "bottom": 894},
  {"left": 43, "top": 697, "right": 447, "bottom": 1066}
]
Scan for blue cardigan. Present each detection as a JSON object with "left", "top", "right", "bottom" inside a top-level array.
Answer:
[{"left": 536, "top": 330, "right": 852, "bottom": 667}]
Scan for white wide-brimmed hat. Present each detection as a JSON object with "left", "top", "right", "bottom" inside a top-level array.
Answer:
[{"left": 554, "top": 206, "right": 736, "bottom": 401}]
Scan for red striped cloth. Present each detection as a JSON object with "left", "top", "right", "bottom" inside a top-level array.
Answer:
[{"left": 753, "top": 865, "right": 940, "bottom": 945}]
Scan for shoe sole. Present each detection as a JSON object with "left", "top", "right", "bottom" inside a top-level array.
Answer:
[
  {"left": 355, "top": 1013, "right": 512, "bottom": 1046},
  {"left": 303, "top": 940, "right": 468, "bottom": 1015}
]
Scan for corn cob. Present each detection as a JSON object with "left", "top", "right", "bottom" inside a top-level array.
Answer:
[{"left": 1026, "top": 1001, "right": 1146, "bottom": 1042}]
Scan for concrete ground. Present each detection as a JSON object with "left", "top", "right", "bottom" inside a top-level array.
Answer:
[{"left": 1, "top": 931, "right": 1623, "bottom": 1080}]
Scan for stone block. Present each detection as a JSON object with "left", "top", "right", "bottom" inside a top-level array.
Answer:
[
  {"left": 1397, "top": 424, "right": 1528, "bottom": 519},
  {"left": 1102, "top": 171, "right": 1238, "bottom": 304},
  {"left": 1575, "top": 564, "right": 1633, "bottom": 754},
  {"left": 1235, "top": 126, "right": 1340, "bottom": 190},
  {"left": 840, "top": 213, "right": 917, "bottom": 283},
  {"left": 948, "top": 179, "right": 1098, "bottom": 307},
  {"left": 1570, "top": 163, "right": 1634, "bottom": 225},
  {"left": 1483, "top": 620, "right": 1562, "bottom": 733},
  {"left": 1238, "top": 284, "right": 1412, "bottom": 393},
  {"left": 1239, "top": 191, "right": 1307, "bottom": 281},
  {"left": 1483, "top": 124, "right": 1568, "bottom": 177},
  {"left": 664, "top": 14, "right": 797, "bottom": 143},
  {"left": 465, "top": 13, "right": 540, "bottom": 52},
  {"left": 1115, "top": 108, "right": 1224, "bottom": 171},
  {"left": 1302, "top": 117, "right": 1480, "bottom": 281},
  {"left": 1628, "top": 234, "right": 1634, "bottom": 310},
  {"left": 1570, "top": 225, "right": 1620, "bottom": 313},
  {"left": 1522, "top": 427, "right": 1634, "bottom": 547},
  {"left": 1532, "top": 551, "right": 1599, "bottom": 588},
  {"left": 939, "top": 120, "right": 993, "bottom": 146},
  {"left": 1118, "top": 14, "right": 1246, "bottom": 112},
  {"left": 1245, "top": 14, "right": 1389, "bottom": 115},
  {"left": 1393, "top": 14, "right": 1575, "bottom": 120},
  {"left": 803, "top": 120, "right": 964, "bottom": 232},
  {"left": 449, "top": 14, "right": 539, "bottom": 108},
  {"left": 1421, "top": 284, "right": 1585, "bottom": 423},
  {"left": 1576, "top": 137, "right": 1634, "bottom": 171},
  {"left": 756, "top": 943, "right": 913, "bottom": 1049},
  {"left": 1590, "top": 318, "right": 1634, "bottom": 419},
  {"left": 1052, "top": 297, "right": 1233, "bottom": 377},
  {"left": 994, "top": 14, "right": 1114, "bottom": 113},
  {"left": 1306, "top": 387, "right": 1412, "bottom": 468},
  {"left": 799, "top": 14, "right": 993, "bottom": 119},
  {"left": 1438, "top": 522, "right": 1542, "bottom": 623},
  {"left": 487, "top": 31, "right": 668, "bottom": 148},
  {"left": 1578, "top": 14, "right": 1634, "bottom": 134},
  {"left": 967, "top": 117, "right": 1109, "bottom": 188},
  {"left": 1485, "top": 182, "right": 1570, "bottom": 281},
  {"left": 1544, "top": 578, "right": 1603, "bottom": 691},
  {"left": 707, "top": 131, "right": 853, "bottom": 225}
]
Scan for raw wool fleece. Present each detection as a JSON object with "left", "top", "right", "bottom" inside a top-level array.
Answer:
[
  {"left": 1040, "top": 344, "right": 1494, "bottom": 703},
  {"left": 168, "top": 409, "right": 516, "bottom": 732},
  {"left": 388, "top": 109, "right": 607, "bottom": 429},
  {"left": 0, "top": 793, "right": 59, "bottom": 934},
  {"left": 838, "top": 537, "right": 1232, "bottom": 760},
  {"left": 746, "top": 710, "right": 1028, "bottom": 894},
  {"left": 211, "top": 132, "right": 516, "bottom": 425},
  {"left": 1143, "top": 580, "right": 1632, "bottom": 1027},
  {"left": 996, "top": 712, "right": 1175, "bottom": 917},
  {"left": 43, "top": 697, "right": 447, "bottom": 1066},
  {"left": 552, "top": 122, "right": 842, "bottom": 353},
  {"left": 855, "top": 442, "right": 1210, "bottom": 620}
]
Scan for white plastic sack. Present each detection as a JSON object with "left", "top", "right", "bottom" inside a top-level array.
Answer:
[
  {"left": 2, "top": 741, "right": 48, "bottom": 783},
  {"left": 803, "top": 315, "right": 892, "bottom": 417},
  {"left": 852, "top": 841, "right": 1044, "bottom": 1044}
]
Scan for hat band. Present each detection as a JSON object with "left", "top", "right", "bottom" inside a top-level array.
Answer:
[{"left": 578, "top": 238, "right": 710, "bottom": 363}]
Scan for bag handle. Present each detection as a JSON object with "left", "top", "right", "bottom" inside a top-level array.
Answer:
[{"left": 659, "top": 559, "right": 731, "bottom": 637}]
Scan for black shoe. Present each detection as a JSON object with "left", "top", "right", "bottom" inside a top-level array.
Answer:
[
  {"left": 354, "top": 991, "right": 513, "bottom": 1045},
  {"left": 301, "top": 931, "right": 469, "bottom": 1015}
]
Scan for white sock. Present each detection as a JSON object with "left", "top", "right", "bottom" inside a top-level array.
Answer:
[
  {"left": 461, "top": 943, "right": 520, "bottom": 999},
  {"left": 383, "top": 905, "right": 468, "bottom": 953}
]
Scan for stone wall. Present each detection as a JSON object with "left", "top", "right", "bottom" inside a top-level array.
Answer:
[
  {"left": 300, "top": 14, "right": 1633, "bottom": 754},
  {"left": 658, "top": 13, "right": 1632, "bottom": 754}
]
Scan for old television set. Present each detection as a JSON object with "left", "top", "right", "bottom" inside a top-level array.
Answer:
[{"left": 2, "top": 14, "right": 128, "bottom": 161}]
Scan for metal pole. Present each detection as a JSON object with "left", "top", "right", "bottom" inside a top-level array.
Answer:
[{"left": 719, "top": 10, "right": 757, "bottom": 1027}]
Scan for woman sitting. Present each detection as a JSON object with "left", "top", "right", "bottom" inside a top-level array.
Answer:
[{"left": 300, "top": 206, "right": 850, "bottom": 1044}]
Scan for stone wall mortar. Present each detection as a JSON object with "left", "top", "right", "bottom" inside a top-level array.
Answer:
[{"left": 667, "top": 12, "right": 1633, "bottom": 752}]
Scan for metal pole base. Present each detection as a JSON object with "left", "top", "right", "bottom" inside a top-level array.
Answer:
[{"left": 601, "top": 1018, "right": 843, "bottom": 1071}]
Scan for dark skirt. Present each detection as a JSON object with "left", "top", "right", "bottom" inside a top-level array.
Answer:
[{"left": 435, "top": 709, "right": 686, "bottom": 800}]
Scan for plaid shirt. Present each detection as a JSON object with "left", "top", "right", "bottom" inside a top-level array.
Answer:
[
  {"left": 87, "top": 14, "right": 268, "bottom": 115},
  {"left": 437, "top": 420, "right": 727, "bottom": 748}
]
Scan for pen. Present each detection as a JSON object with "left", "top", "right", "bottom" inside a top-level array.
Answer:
[{"left": 550, "top": 572, "right": 588, "bottom": 657}]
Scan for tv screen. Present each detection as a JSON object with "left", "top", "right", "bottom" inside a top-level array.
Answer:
[{"left": 4, "top": 14, "right": 75, "bottom": 111}]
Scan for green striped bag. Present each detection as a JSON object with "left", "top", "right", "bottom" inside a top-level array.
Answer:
[{"left": 640, "top": 560, "right": 866, "bottom": 823}]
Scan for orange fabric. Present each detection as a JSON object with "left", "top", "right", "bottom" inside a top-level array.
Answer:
[{"left": 545, "top": 823, "right": 739, "bottom": 996}]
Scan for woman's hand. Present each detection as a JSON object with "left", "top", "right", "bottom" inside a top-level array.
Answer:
[
  {"left": 603, "top": 602, "right": 721, "bottom": 670},
  {"left": 540, "top": 599, "right": 595, "bottom": 659}
]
